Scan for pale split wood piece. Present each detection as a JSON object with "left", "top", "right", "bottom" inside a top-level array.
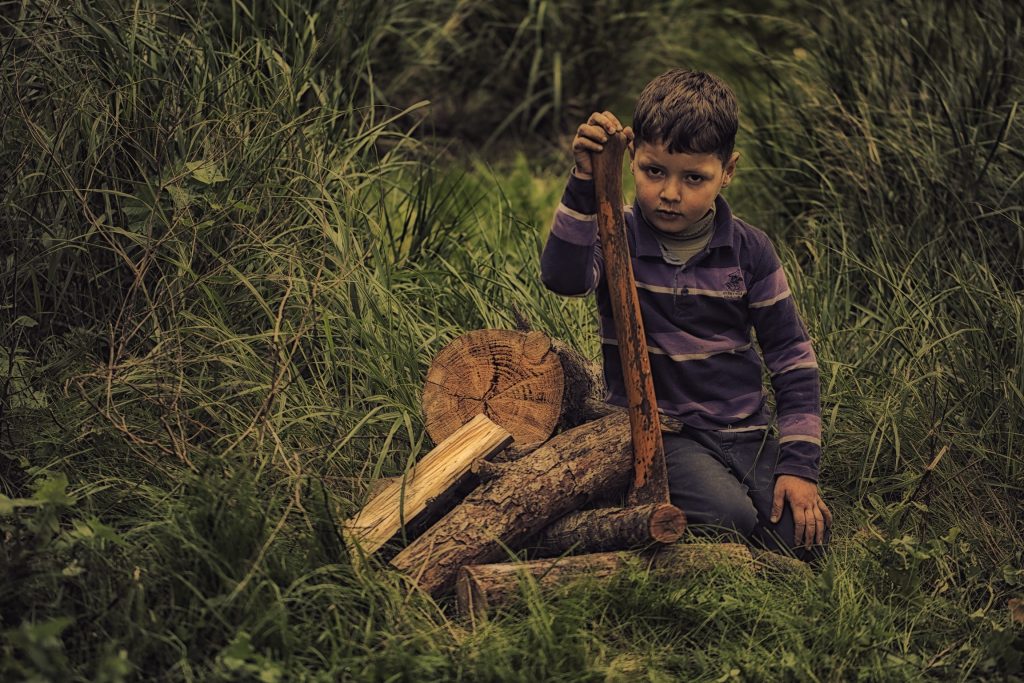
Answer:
[
  {"left": 343, "top": 414, "right": 512, "bottom": 557},
  {"left": 422, "top": 329, "right": 566, "bottom": 446}
]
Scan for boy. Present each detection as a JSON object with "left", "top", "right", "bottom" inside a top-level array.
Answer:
[{"left": 541, "top": 69, "right": 831, "bottom": 559}]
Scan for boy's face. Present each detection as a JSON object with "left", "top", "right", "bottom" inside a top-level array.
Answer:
[{"left": 629, "top": 140, "right": 739, "bottom": 234}]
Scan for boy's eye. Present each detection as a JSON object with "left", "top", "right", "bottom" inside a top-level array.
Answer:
[
  {"left": 686, "top": 174, "right": 705, "bottom": 184},
  {"left": 645, "top": 167, "right": 664, "bottom": 177}
]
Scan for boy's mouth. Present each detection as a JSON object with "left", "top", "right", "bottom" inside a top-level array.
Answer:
[{"left": 656, "top": 209, "right": 685, "bottom": 218}]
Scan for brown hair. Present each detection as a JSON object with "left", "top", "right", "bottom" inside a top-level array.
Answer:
[{"left": 632, "top": 68, "right": 739, "bottom": 164}]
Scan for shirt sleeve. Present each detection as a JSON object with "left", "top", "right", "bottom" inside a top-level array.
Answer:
[
  {"left": 540, "top": 170, "right": 605, "bottom": 296},
  {"left": 747, "top": 239, "right": 822, "bottom": 482}
]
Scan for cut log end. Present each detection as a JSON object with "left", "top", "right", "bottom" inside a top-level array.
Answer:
[
  {"left": 423, "top": 329, "right": 566, "bottom": 446},
  {"left": 647, "top": 503, "right": 687, "bottom": 543}
]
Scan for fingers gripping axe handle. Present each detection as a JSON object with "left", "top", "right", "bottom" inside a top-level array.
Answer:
[{"left": 591, "top": 132, "right": 671, "bottom": 505}]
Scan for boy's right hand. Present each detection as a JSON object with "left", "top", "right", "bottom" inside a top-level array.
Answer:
[{"left": 572, "top": 111, "right": 634, "bottom": 180}]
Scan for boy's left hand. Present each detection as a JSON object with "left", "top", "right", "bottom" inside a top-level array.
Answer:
[{"left": 770, "top": 475, "right": 832, "bottom": 549}]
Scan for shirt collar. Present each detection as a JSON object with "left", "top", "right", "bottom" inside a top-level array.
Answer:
[{"left": 632, "top": 194, "right": 735, "bottom": 258}]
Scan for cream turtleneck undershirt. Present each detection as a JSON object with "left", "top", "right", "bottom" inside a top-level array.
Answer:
[{"left": 640, "top": 202, "right": 717, "bottom": 266}]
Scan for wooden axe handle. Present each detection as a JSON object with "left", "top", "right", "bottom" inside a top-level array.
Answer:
[{"left": 591, "top": 132, "right": 670, "bottom": 505}]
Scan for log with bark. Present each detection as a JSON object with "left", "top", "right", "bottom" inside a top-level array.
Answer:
[
  {"left": 528, "top": 503, "right": 686, "bottom": 557},
  {"left": 390, "top": 412, "right": 639, "bottom": 596},
  {"left": 455, "top": 542, "right": 757, "bottom": 619}
]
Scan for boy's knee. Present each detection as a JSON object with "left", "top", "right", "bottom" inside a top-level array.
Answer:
[
  {"left": 754, "top": 516, "right": 831, "bottom": 563},
  {"left": 717, "top": 496, "right": 759, "bottom": 537},
  {"left": 682, "top": 492, "right": 758, "bottom": 539}
]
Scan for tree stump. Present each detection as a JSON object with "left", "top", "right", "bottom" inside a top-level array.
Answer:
[{"left": 422, "top": 329, "right": 601, "bottom": 447}]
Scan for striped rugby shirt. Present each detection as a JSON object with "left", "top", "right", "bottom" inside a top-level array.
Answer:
[{"left": 541, "top": 172, "right": 822, "bottom": 482}]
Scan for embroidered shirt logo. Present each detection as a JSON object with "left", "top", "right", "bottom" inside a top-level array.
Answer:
[{"left": 725, "top": 271, "right": 744, "bottom": 293}]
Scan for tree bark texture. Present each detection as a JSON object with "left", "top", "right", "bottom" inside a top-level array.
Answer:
[
  {"left": 455, "top": 542, "right": 757, "bottom": 619},
  {"left": 528, "top": 503, "right": 686, "bottom": 557},
  {"left": 390, "top": 412, "right": 636, "bottom": 596},
  {"left": 548, "top": 338, "right": 604, "bottom": 429}
]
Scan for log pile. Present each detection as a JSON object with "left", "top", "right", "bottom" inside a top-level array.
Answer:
[
  {"left": 390, "top": 411, "right": 642, "bottom": 596},
  {"left": 344, "top": 329, "right": 808, "bottom": 616}
]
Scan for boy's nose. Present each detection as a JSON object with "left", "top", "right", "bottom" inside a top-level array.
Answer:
[{"left": 660, "top": 182, "right": 683, "bottom": 203}]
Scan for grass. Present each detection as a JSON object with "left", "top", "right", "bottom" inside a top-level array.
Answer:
[{"left": 1, "top": 0, "right": 1022, "bottom": 680}]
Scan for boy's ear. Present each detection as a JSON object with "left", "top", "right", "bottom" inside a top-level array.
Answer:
[{"left": 721, "top": 151, "right": 740, "bottom": 187}]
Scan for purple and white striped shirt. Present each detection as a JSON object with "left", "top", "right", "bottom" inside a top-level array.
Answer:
[{"left": 541, "top": 173, "right": 822, "bottom": 482}]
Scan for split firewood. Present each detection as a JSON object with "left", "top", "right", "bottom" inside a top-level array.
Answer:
[
  {"left": 390, "top": 412, "right": 636, "bottom": 596},
  {"left": 422, "top": 329, "right": 602, "bottom": 447},
  {"left": 365, "top": 476, "right": 398, "bottom": 500},
  {"left": 528, "top": 503, "right": 686, "bottom": 557},
  {"left": 344, "top": 414, "right": 512, "bottom": 557},
  {"left": 455, "top": 542, "right": 756, "bottom": 619}
]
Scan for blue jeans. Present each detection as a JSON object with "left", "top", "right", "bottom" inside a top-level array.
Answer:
[{"left": 664, "top": 425, "right": 828, "bottom": 562}]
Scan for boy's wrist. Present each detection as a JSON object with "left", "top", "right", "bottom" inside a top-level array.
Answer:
[
  {"left": 571, "top": 166, "right": 594, "bottom": 181},
  {"left": 773, "top": 462, "right": 819, "bottom": 484},
  {"left": 563, "top": 168, "right": 598, "bottom": 216}
]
